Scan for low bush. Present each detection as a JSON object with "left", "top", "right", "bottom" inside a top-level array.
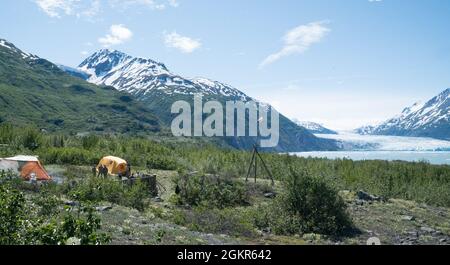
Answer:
[
  {"left": 172, "top": 207, "right": 256, "bottom": 238},
  {"left": 0, "top": 176, "right": 109, "bottom": 245},
  {"left": 146, "top": 155, "right": 179, "bottom": 171},
  {"left": 38, "top": 147, "right": 97, "bottom": 165},
  {"left": 33, "top": 206, "right": 110, "bottom": 245},
  {"left": 0, "top": 183, "right": 28, "bottom": 244},
  {"left": 253, "top": 167, "right": 353, "bottom": 236},
  {"left": 67, "top": 176, "right": 150, "bottom": 211},
  {"left": 173, "top": 173, "right": 250, "bottom": 208}
]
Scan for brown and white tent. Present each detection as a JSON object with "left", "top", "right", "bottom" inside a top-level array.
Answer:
[{"left": 0, "top": 155, "right": 51, "bottom": 181}]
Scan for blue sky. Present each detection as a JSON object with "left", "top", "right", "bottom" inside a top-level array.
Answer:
[{"left": 1, "top": 0, "right": 449, "bottom": 130}]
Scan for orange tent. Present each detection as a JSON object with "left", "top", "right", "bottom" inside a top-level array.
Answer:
[
  {"left": 20, "top": 161, "right": 51, "bottom": 181},
  {"left": 0, "top": 156, "right": 51, "bottom": 181}
]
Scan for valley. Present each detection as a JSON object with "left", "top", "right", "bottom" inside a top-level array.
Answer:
[{"left": 0, "top": 35, "right": 449, "bottom": 247}]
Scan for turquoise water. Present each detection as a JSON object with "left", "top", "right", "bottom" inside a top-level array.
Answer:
[{"left": 292, "top": 151, "right": 450, "bottom": 165}]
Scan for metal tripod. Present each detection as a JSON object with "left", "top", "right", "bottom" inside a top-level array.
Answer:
[{"left": 245, "top": 144, "right": 275, "bottom": 186}]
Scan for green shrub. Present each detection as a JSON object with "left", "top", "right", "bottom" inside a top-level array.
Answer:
[
  {"left": 174, "top": 173, "right": 250, "bottom": 208},
  {"left": 39, "top": 147, "right": 97, "bottom": 165},
  {"left": 172, "top": 207, "right": 256, "bottom": 238},
  {"left": 0, "top": 178, "right": 109, "bottom": 245},
  {"left": 121, "top": 179, "right": 150, "bottom": 211},
  {"left": 146, "top": 155, "right": 179, "bottom": 170},
  {"left": 21, "top": 127, "right": 43, "bottom": 151},
  {"left": 254, "top": 167, "right": 353, "bottom": 236},
  {"left": 81, "top": 135, "right": 100, "bottom": 150},
  {"left": 67, "top": 176, "right": 150, "bottom": 211},
  {"left": 32, "top": 205, "right": 110, "bottom": 245},
  {"left": 0, "top": 183, "right": 28, "bottom": 244},
  {"left": 0, "top": 123, "right": 14, "bottom": 144},
  {"left": 35, "top": 187, "right": 61, "bottom": 217}
]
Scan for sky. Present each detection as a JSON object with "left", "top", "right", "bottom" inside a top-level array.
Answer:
[{"left": 0, "top": 0, "right": 449, "bottom": 130}]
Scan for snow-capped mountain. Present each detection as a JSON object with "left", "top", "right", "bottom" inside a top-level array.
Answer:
[
  {"left": 78, "top": 49, "right": 250, "bottom": 101},
  {"left": 0, "top": 39, "right": 39, "bottom": 61},
  {"left": 72, "top": 49, "right": 338, "bottom": 152},
  {"left": 355, "top": 88, "right": 450, "bottom": 140},
  {"left": 293, "top": 120, "right": 337, "bottom": 134}
]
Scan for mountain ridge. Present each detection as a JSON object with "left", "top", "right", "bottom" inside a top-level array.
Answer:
[{"left": 355, "top": 88, "right": 450, "bottom": 140}]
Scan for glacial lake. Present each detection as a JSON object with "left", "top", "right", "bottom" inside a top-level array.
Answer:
[
  {"left": 292, "top": 133, "right": 450, "bottom": 165},
  {"left": 292, "top": 151, "right": 450, "bottom": 165}
]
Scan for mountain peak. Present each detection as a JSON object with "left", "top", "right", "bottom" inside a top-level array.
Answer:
[
  {"left": 97, "top": 48, "right": 128, "bottom": 58},
  {"left": 440, "top": 88, "right": 450, "bottom": 97},
  {"left": 78, "top": 49, "right": 170, "bottom": 84},
  {"left": 0, "top": 38, "right": 39, "bottom": 60},
  {"left": 0, "top": 39, "right": 14, "bottom": 49},
  {"left": 77, "top": 50, "right": 249, "bottom": 100},
  {"left": 355, "top": 88, "right": 450, "bottom": 140}
]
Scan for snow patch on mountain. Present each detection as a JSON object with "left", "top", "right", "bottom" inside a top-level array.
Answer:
[
  {"left": 355, "top": 88, "right": 450, "bottom": 140},
  {"left": 293, "top": 120, "right": 337, "bottom": 134},
  {"left": 0, "top": 39, "right": 39, "bottom": 60},
  {"left": 78, "top": 49, "right": 250, "bottom": 101}
]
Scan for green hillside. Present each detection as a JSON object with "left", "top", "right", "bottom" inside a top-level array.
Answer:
[{"left": 0, "top": 39, "right": 160, "bottom": 134}]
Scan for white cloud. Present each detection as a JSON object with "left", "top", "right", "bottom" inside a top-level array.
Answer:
[
  {"left": 109, "top": 0, "right": 179, "bottom": 11},
  {"left": 81, "top": 50, "right": 89, "bottom": 55},
  {"left": 168, "top": 0, "right": 179, "bottom": 7},
  {"left": 259, "top": 21, "right": 330, "bottom": 68},
  {"left": 78, "top": 0, "right": 101, "bottom": 18},
  {"left": 98, "top": 24, "right": 133, "bottom": 47},
  {"left": 34, "top": 0, "right": 79, "bottom": 18},
  {"left": 164, "top": 31, "right": 201, "bottom": 53},
  {"left": 34, "top": 0, "right": 101, "bottom": 18},
  {"left": 34, "top": 0, "right": 177, "bottom": 18}
]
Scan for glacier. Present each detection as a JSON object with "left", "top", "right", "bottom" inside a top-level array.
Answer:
[{"left": 316, "top": 132, "right": 450, "bottom": 151}]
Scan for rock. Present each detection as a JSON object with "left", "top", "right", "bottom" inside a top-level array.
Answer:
[
  {"left": 357, "top": 190, "right": 381, "bottom": 202},
  {"left": 355, "top": 199, "right": 365, "bottom": 206},
  {"left": 264, "top": 192, "right": 276, "bottom": 198},
  {"left": 406, "top": 231, "right": 419, "bottom": 237},
  {"left": 439, "top": 238, "right": 447, "bottom": 243},
  {"left": 66, "top": 237, "right": 81, "bottom": 245},
  {"left": 420, "top": 226, "right": 435, "bottom": 233},
  {"left": 357, "top": 191, "right": 372, "bottom": 201},
  {"left": 437, "top": 211, "right": 446, "bottom": 217},
  {"left": 64, "top": 200, "right": 79, "bottom": 207},
  {"left": 303, "top": 233, "right": 321, "bottom": 242},
  {"left": 432, "top": 231, "right": 443, "bottom": 236},
  {"left": 95, "top": 206, "right": 112, "bottom": 212},
  {"left": 262, "top": 227, "right": 271, "bottom": 234},
  {"left": 152, "top": 196, "right": 164, "bottom": 202},
  {"left": 401, "top": 215, "right": 415, "bottom": 221}
]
